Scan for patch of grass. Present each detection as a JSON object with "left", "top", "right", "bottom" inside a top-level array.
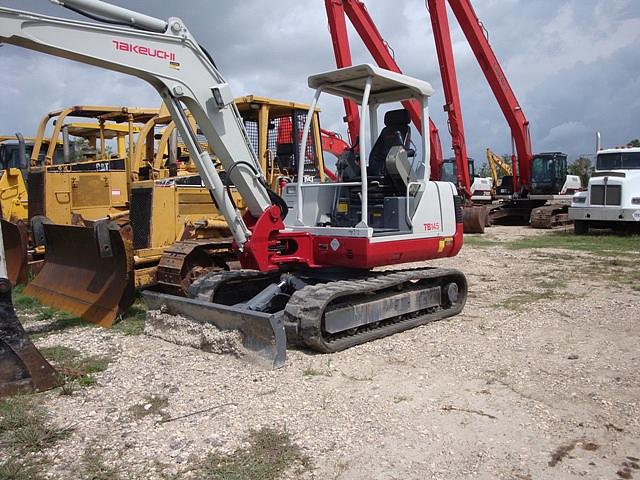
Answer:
[
  {"left": 393, "top": 395, "right": 411, "bottom": 404},
  {"left": 536, "top": 278, "right": 566, "bottom": 290},
  {"left": 112, "top": 301, "right": 147, "bottom": 336},
  {"left": 0, "top": 455, "right": 45, "bottom": 480},
  {"left": 40, "top": 346, "right": 111, "bottom": 389},
  {"left": 12, "top": 285, "right": 40, "bottom": 310},
  {"left": 463, "top": 235, "right": 499, "bottom": 248},
  {"left": 495, "top": 289, "right": 561, "bottom": 312},
  {"left": 0, "top": 396, "right": 71, "bottom": 454},
  {"left": 302, "top": 366, "right": 332, "bottom": 378},
  {"left": 197, "top": 427, "right": 309, "bottom": 480},
  {"left": 303, "top": 358, "right": 333, "bottom": 378},
  {"left": 129, "top": 395, "right": 169, "bottom": 420},
  {"left": 506, "top": 231, "right": 640, "bottom": 256},
  {"left": 74, "top": 447, "right": 122, "bottom": 480}
]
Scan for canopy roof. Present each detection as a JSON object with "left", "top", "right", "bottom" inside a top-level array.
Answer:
[{"left": 308, "top": 64, "right": 434, "bottom": 104}]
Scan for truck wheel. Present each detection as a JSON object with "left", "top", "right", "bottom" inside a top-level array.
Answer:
[{"left": 574, "top": 220, "right": 589, "bottom": 235}]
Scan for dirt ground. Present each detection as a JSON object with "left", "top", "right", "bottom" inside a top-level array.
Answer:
[{"left": 12, "top": 226, "right": 640, "bottom": 479}]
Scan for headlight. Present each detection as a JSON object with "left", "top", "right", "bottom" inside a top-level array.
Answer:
[
  {"left": 572, "top": 196, "right": 586, "bottom": 204},
  {"left": 632, "top": 197, "right": 640, "bottom": 205}
]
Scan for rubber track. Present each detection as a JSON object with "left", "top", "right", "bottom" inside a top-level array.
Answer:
[{"left": 285, "top": 267, "right": 467, "bottom": 353}]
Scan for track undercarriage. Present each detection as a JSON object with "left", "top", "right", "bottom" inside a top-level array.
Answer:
[
  {"left": 529, "top": 204, "right": 571, "bottom": 229},
  {"left": 144, "top": 267, "right": 467, "bottom": 368}
]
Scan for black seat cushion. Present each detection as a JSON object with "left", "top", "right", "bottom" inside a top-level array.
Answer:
[{"left": 368, "top": 109, "right": 411, "bottom": 177}]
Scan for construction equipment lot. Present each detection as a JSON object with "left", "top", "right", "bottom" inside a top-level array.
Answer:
[{"left": 3, "top": 225, "right": 638, "bottom": 480}]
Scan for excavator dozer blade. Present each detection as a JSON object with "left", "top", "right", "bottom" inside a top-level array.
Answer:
[
  {"left": 0, "top": 278, "right": 60, "bottom": 397},
  {"left": 462, "top": 205, "right": 487, "bottom": 234},
  {"left": 1, "top": 219, "right": 29, "bottom": 286},
  {"left": 143, "top": 291, "right": 287, "bottom": 369},
  {"left": 24, "top": 223, "right": 134, "bottom": 328}
]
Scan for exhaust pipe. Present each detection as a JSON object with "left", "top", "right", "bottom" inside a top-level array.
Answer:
[
  {"left": 596, "top": 131, "right": 602, "bottom": 152},
  {"left": 14, "top": 133, "right": 27, "bottom": 170},
  {"left": 62, "top": 125, "right": 71, "bottom": 164}
]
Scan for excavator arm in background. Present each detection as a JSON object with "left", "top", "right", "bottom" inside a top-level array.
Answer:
[
  {"left": 485, "top": 147, "right": 512, "bottom": 191},
  {"left": 441, "top": 0, "right": 533, "bottom": 192},
  {"left": 325, "top": 0, "right": 444, "bottom": 181}
]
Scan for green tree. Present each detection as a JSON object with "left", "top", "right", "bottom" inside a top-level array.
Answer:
[
  {"left": 568, "top": 156, "right": 592, "bottom": 187},
  {"left": 628, "top": 139, "right": 640, "bottom": 147}
]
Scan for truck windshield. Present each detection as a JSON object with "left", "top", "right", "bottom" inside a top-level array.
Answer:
[{"left": 596, "top": 152, "right": 640, "bottom": 170}]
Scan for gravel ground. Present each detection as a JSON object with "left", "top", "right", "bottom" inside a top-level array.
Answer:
[{"left": 18, "top": 226, "right": 640, "bottom": 479}]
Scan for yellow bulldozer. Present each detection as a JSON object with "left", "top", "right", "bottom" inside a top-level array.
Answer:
[
  {"left": 21, "top": 96, "right": 331, "bottom": 327},
  {"left": 1, "top": 106, "right": 160, "bottom": 285}
]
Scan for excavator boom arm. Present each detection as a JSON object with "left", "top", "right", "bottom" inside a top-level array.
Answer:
[{"left": 0, "top": 2, "right": 273, "bottom": 248}]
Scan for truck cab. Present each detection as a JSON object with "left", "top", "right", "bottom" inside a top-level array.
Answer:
[{"left": 568, "top": 146, "right": 640, "bottom": 233}]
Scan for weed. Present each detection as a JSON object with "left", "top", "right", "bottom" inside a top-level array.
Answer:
[
  {"left": 73, "top": 447, "right": 123, "bottom": 480},
  {"left": 536, "top": 278, "right": 566, "bottom": 290},
  {"left": 462, "top": 235, "right": 499, "bottom": 248},
  {"left": 0, "top": 396, "right": 71, "bottom": 453},
  {"left": 77, "top": 376, "right": 98, "bottom": 387},
  {"left": 506, "top": 232, "right": 640, "bottom": 256},
  {"left": 0, "top": 455, "right": 44, "bottom": 480},
  {"left": 302, "top": 366, "right": 332, "bottom": 377},
  {"left": 393, "top": 395, "right": 411, "bottom": 403},
  {"left": 303, "top": 359, "right": 333, "bottom": 378},
  {"left": 40, "top": 346, "right": 111, "bottom": 389},
  {"left": 197, "top": 427, "right": 309, "bottom": 480},
  {"left": 112, "top": 301, "right": 147, "bottom": 336},
  {"left": 129, "top": 395, "right": 170, "bottom": 420},
  {"left": 495, "top": 290, "right": 557, "bottom": 312},
  {"left": 36, "top": 307, "right": 57, "bottom": 321}
]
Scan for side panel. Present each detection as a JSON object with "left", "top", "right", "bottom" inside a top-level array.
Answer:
[
  {"left": 312, "top": 223, "right": 464, "bottom": 269},
  {"left": 44, "top": 171, "right": 71, "bottom": 224}
]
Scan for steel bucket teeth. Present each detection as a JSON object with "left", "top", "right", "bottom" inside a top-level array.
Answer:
[{"left": 24, "top": 223, "right": 134, "bottom": 327}]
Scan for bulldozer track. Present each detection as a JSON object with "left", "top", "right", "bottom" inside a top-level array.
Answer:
[
  {"left": 156, "top": 238, "right": 236, "bottom": 296},
  {"left": 530, "top": 205, "right": 571, "bottom": 229}
]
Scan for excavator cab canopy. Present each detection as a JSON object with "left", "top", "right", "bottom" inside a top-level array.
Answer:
[{"left": 308, "top": 64, "right": 434, "bottom": 104}]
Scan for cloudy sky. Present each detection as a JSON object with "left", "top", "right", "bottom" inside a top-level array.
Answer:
[{"left": 1, "top": 0, "right": 639, "bottom": 166}]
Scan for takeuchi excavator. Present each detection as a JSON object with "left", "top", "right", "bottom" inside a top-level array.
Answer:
[{"left": 0, "top": 1, "right": 467, "bottom": 370}]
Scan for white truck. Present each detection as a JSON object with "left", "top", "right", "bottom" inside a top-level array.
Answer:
[{"left": 569, "top": 135, "right": 640, "bottom": 234}]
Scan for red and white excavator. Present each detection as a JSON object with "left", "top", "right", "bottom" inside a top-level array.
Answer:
[{"left": 0, "top": 0, "right": 467, "bottom": 371}]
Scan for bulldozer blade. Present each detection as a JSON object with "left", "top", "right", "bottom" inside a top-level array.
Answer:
[
  {"left": 1, "top": 219, "right": 28, "bottom": 286},
  {"left": 0, "top": 278, "right": 60, "bottom": 397},
  {"left": 24, "top": 223, "right": 134, "bottom": 328},
  {"left": 143, "top": 291, "right": 287, "bottom": 369},
  {"left": 463, "top": 205, "right": 487, "bottom": 234}
]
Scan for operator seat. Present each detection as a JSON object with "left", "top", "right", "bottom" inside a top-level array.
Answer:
[{"left": 368, "top": 109, "right": 411, "bottom": 178}]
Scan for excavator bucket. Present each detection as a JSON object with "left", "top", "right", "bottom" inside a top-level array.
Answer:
[
  {"left": 1, "top": 219, "right": 29, "bottom": 286},
  {"left": 462, "top": 205, "right": 487, "bottom": 234},
  {"left": 24, "top": 222, "right": 134, "bottom": 327},
  {"left": 0, "top": 278, "right": 60, "bottom": 397},
  {"left": 143, "top": 291, "right": 287, "bottom": 369}
]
